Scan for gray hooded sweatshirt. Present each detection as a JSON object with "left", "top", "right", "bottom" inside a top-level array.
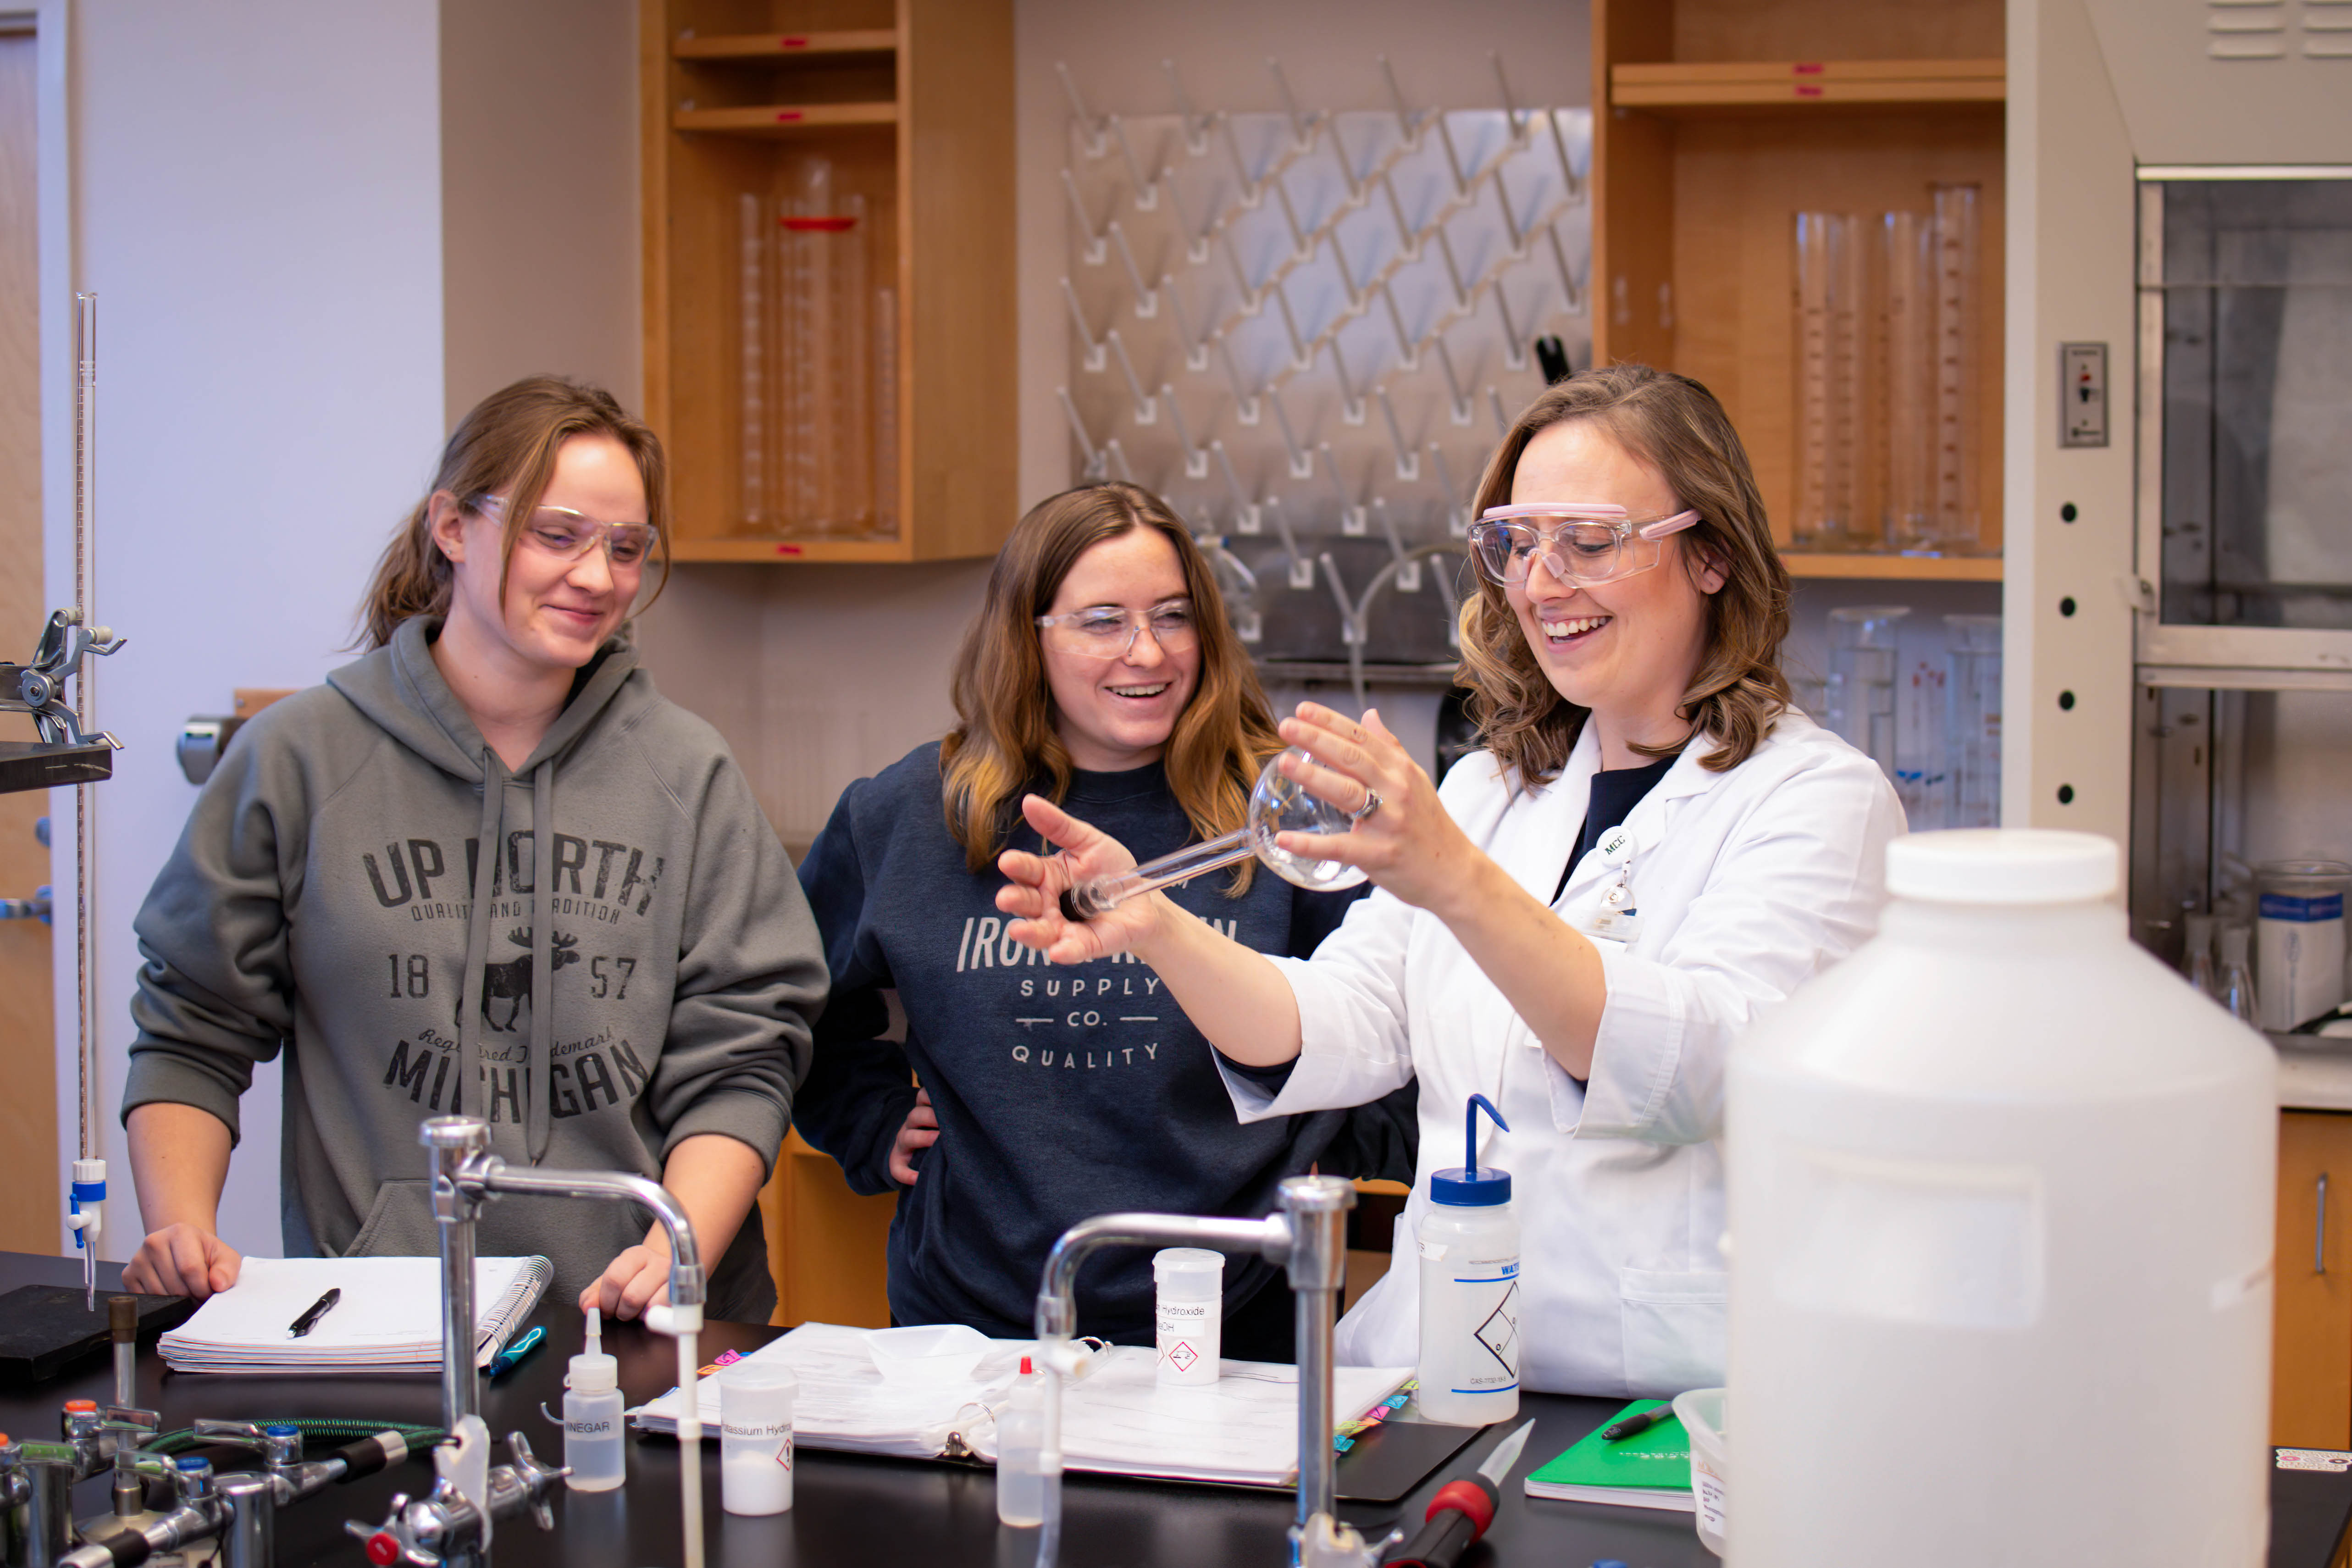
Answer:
[{"left": 122, "top": 616, "right": 826, "bottom": 1321}]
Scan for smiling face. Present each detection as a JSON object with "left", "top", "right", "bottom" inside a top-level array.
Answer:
[
  {"left": 1505, "top": 418, "right": 1725, "bottom": 754},
  {"left": 433, "top": 432, "right": 648, "bottom": 678},
  {"left": 1040, "top": 526, "right": 1202, "bottom": 773}
]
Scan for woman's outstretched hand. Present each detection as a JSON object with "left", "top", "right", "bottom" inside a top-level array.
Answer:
[
  {"left": 1278, "top": 704, "right": 1476, "bottom": 916},
  {"left": 997, "top": 794, "right": 1167, "bottom": 964}
]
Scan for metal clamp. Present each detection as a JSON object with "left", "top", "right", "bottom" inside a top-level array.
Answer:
[{"left": 0, "top": 609, "right": 125, "bottom": 750}]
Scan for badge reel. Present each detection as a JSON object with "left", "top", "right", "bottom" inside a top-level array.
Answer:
[{"left": 1579, "top": 825, "right": 1641, "bottom": 945}]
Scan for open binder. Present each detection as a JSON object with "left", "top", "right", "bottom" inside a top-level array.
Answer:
[{"left": 629, "top": 1322, "right": 1412, "bottom": 1489}]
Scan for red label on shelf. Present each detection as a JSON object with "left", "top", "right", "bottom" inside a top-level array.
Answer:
[
  {"left": 1793, "top": 61, "right": 1824, "bottom": 74},
  {"left": 780, "top": 216, "right": 858, "bottom": 231},
  {"left": 1795, "top": 83, "right": 1824, "bottom": 97},
  {"left": 775, "top": 109, "right": 804, "bottom": 122},
  {"left": 781, "top": 35, "right": 808, "bottom": 47},
  {"left": 775, "top": 543, "right": 804, "bottom": 557}
]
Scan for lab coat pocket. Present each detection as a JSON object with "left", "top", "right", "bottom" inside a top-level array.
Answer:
[
  {"left": 1618, "top": 1266, "right": 1727, "bottom": 1397},
  {"left": 343, "top": 1177, "right": 436, "bottom": 1258}
]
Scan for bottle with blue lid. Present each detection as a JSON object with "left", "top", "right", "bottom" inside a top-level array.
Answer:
[{"left": 1417, "top": 1094, "right": 1520, "bottom": 1425}]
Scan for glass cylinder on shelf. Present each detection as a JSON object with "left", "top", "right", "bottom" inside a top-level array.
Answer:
[
  {"left": 1928, "top": 183, "right": 1982, "bottom": 554},
  {"left": 1894, "top": 653, "right": 1949, "bottom": 831},
  {"left": 1792, "top": 213, "right": 1877, "bottom": 551},
  {"left": 1825, "top": 605, "right": 1908, "bottom": 779},
  {"left": 739, "top": 191, "right": 769, "bottom": 531},
  {"left": 1945, "top": 612, "right": 2001, "bottom": 828},
  {"left": 764, "top": 156, "right": 879, "bottom": 538},
  {"left": 873, "top": 285, "right": 900, "bottom": 538},
  {"left": 1881, "top": 210, "right": 1936, "bottom": 554}
]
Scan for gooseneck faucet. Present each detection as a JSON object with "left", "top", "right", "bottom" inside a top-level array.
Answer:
[
  {"left": 344, "top": 1116, "right": 708, "bottom": 1568},
  {"left": 1030, "top": 1175, "right": 1381, "bottom": 1567}
]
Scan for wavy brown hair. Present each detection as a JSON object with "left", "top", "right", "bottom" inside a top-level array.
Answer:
[
  {"left": 354, "top": 375, "right": 670, "bottom": 650},
  {"left": 1457, "top": 365, "right": 1792, "bottom": 786},
  {"left": 941, "top": 482, "right": 1282, "bottom": 892}
]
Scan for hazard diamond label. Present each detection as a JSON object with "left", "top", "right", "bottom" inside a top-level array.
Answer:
[
  {"left": 1475, "top": 1282, "right": 1520, "bottom": 1373},
  {"left": 1168, "top": 1341, "right": 1199, "bottom": 1372}
]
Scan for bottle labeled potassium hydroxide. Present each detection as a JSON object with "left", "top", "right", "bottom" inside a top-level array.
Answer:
[{"left": 1416, "top": 1094, "right": 1520, "bottom": 1426}]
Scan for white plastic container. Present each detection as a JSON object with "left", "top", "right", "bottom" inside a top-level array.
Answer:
[
  {"left": 1416, "top": 1094, "right": 1520, "bottom": 1426},
  {"left": 562, "top": 1308, "right": 625, "bottom": 1492},
  {"left": 1727, "top": 830, "right": 2275, "bottom": 1568},
  {"left": 1672, "top": 1387, "right": 1727, "bottom": 1558},
  {"left": 718, "top": 1360, "right": 797, "bottom": 1516},
  {"left": 996, "top": 1355, "right": 1047, "bottom": 1527},
  {"left": 1154, "top": 1248, "right": 1224, "bottom": 1385},
  {"left": 2257, "top": 859, "right": 2349, "bottom": 1031}
]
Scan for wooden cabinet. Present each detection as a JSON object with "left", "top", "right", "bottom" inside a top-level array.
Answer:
[
  {"left": 758, "top": 1128, "right": 896, "bottom": 1328},
  {"left": 2278, "top": 1110, "right": 2352, "bottom": 1447},
  {"left": 639, "top": 0, "right": 1015, "bottom": 564},
  {"left": 1588, "top": 0, "right": 2006, "bottom": 582}
]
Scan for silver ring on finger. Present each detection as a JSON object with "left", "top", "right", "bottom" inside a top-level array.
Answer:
[{"left": 1348, "top": 788, "right": 1383, "bottom": 823}]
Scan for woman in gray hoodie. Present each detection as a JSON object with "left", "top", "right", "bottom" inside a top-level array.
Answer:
[{"left": 118, "top": 376, "right": 827, "bottom": 1324}]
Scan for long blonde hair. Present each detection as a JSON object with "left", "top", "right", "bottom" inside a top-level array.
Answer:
[
  {"left": 355, "top": 376, "right": 670, "bottom": 649},
  {"left": 941, "top": 483, "right": 1281, "bottom": 892},
  {"left": 1457, "top": 365, "right": 1792, "bottom": 786}
]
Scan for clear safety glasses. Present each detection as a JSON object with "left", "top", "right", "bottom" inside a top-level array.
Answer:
[
  {"left": 475, "top": 495, "right": 658, "bottom": 568},
  {"left": 1035, "top": 600, "right": 1199, "bottom": 659},
  {"left": 1467, "top": 503, "right": 1701, "bottom": 588}
]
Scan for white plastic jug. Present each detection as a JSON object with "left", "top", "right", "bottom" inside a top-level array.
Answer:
[{"left": 1726, "top": 830, "right": 2275, "bottom": 1567}]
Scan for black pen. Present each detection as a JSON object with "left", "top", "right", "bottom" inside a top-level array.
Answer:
[
  {"left": 288, "top": 1288, "right": 341, "bottom": 1338},
  {"left": 1599, "top": 1402, "right": 1674, "bottom": 1442}
]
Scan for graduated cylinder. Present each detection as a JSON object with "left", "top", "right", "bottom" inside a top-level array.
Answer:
[{"left": 1726, "top": 831, "right": 2275, "bottom": 1567}]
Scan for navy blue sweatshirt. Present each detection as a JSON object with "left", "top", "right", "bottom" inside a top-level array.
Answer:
[{"left": 792, "top": 743, "right": 1411, "bottom": 1347}]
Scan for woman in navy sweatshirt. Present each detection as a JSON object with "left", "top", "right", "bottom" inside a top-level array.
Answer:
[{"left": 792, "top": 482, "right": 1411, "bottom": 1359}]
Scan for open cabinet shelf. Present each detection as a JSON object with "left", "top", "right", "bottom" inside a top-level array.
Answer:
[
  {"left": 1593, "top": 0, "right": 2008, "bottom": 574},
  {"left": 1612, "top": 57, "right": 2005, "bottom": 110},
  {"left": 673, "top": 28, "right": 899, "bottom": 60},
  {"left": 643, "top": 0, "right": 1014, "bottom": 564}
]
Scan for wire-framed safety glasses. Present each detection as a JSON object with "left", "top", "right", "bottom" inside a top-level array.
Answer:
[
  {"left": 473, "top": 494, "right": 659, "bottom": 568},
  {"left": 1035, "top": 599, "right": 1198, "bottom": 659},
  {"left": 1466, "top": 503, "right": 1702, "bottom": 588}
]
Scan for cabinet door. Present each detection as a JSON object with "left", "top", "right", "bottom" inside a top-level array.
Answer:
[{"left": 2276, "top": 1110, "right": 2352, "bottom": 1447}]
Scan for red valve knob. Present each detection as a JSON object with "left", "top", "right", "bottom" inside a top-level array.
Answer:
[{"left": 364, "top": 1531, "right": 402, "bottom": 1566}]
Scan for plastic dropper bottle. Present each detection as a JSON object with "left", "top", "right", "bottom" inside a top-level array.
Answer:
[
  {"left": 996, "top": 1355, "right": 1046, "bottom": 1526},
  {"left": 1417, "top": 1094, "right": 1520, "bottom": 1426},
  {"left": 564, "top": 1307, "right": 625, "bottom": 1491}
]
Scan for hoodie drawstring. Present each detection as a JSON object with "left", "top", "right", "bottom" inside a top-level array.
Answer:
[
  {"left": 528, "top": 759, "right": 555, "bottom": 1162},
  {"left": 456, "top": 752, "right": 508, "bottom": 1119}
]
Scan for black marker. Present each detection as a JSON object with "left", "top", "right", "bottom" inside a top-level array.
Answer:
[
  {"left": 288, "top": 1288, "right": 342, "bottom": 1338},
  {"left": 1599, "top": 1403, "right": 1674, "bottom": 1442}
]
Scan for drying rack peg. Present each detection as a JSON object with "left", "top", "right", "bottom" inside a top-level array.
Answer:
[
  {"left": 1162, "top": 385, "right": 1211, "bottom": 479},
  {"left": 1490, "top": 160, "right": 1528, "bottom": 259},
  {"left": 1492, "top": 283, "right": 1530, "bottom": 372},
  {"left": 1375, "top": 387, "right": 1421, "bottom": 482},
  {"left": 1221, "top": 227, "right": 1266, "bottom": 316},
  {"left": 1218, "top": 112, "right": 1265, "bottom": 210},
  {"left": 1162, "top": 60, "right": 1211, "bottom": 155},
  {"left": 1267, "top": 386, "right": 1315, "bottom": 479},
  {"left": 1267, "top": 56, "right": 1315, "bottom": 152},
  {"left": 1103, "top": 437, "right": 1138, "bottom": 484},
  {"left": 1162, "top": 279, "right": 1210, "bottom": 371},
  {"left": 1328, "top": 338, "right": 1368, "bottom": 427},
  {"left": 1429, "top": 444, "right": 1469, "bottom": 536},
  {"left": 1106, "top": 329, "right": 1157, "bottom": 424},
  {"left": 1379, "top": 172, "right": 1422, "bottom": 262},
  {"left": 1109, "top": 221, "right": 1158, "bottom": 317},
  {"left": 1486, "top": 384, "right": 1512, "bottom": 439},
  {"left": 1109, "top": 116, "right": 1159, "bottom": 210},
  {"left": 1433, "top": 336, "right": 1475, "bottom": 427},
  {"left": 1159, "top": 169, "right": 1214, "bottom": 266},
  {"left": 1322, "top": 444, "right": 1369, "bottom": 535},
  {"left": 1377, "top": 55, "right": 1423, "bottom": 149},
  {"left": 1063, "top": 169, "right": 1108, "bottom": 266},
  {"left": 1056, "top": 61, "right": 1108, "bottom": 158},
  {"left": 1265, "top": 496, "right": 1315, "bottom": 589},
  {"left": 1214, "top": 332, "right": 1262, "bottom": 426},
  {"left": 1062, "top": 277, "right": 1107, "bottom": 372},
  {"left": 1378, "top": 283, "right": 1420, "bottom": 371},
  {"left": 1272, "top": 277, "right": 1315, "bottom": 373},
  {"left": 1490, "top": 53, "right": 1529, "bottom": 145},
  {"left": 1210, "top": 440, "right": 1261, "bottom": 534},
  {"left": 1057, "top": 386, "right": 1109, "bottom": 481},
  {"left": 1546, "top": 223, "right": 1586, "bottom": 316}
]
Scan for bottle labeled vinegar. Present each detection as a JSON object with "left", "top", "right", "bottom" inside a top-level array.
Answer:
[
  {"left": 1417, "top": 1094, "right": 1520, "bottom": 1426},
  {"left": 563, "top": 1308, "right": 625, "bottom": 1492}
]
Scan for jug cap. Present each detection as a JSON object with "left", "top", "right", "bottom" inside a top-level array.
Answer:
[
  {"left": 1887, "top": 829, "right": 2116, "bottom": 905},
  {"left": 1431, "top": 1094, "right": 1511, "bottom": 1207}
]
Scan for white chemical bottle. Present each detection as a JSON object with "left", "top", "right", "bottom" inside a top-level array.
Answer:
[
  {"left": 719, "top": 1360, "right": 797, "bottom": 1516},
  {"left": 1153, "top": 1248, "right": 1224, "bottom": 1385},
  {"left": 1417, "top": 1093, "right": 1520, "bottom": 1426},
  {"left": 1728, "top": 831, "right": 2275, "bottom": 1568},
  {"left": 995, "top": 1355, "right": 1046, "bottom": 1527},
  {"left": 563, "top": 1308, "right": 625, "bottom": 1492}
]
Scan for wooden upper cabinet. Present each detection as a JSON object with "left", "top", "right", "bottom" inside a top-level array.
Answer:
[
  {"left": 1588, "top": 0, "right": 2006, "bottom": 581},
  {"left": 640, "top": 0, "right": 1016, "bottom": 564}
]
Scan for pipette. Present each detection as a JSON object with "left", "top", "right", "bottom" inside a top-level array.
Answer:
[{"left": 1058, "top": 748, "right": 1366, "bottom": 921}]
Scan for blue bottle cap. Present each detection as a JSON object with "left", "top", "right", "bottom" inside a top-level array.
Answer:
[
  {"left": 1430, "top": 1093, "right": 1511, "bottom": 1207},
  {"left": 265, "top": 1423, "right": 300, "bottom": 1437},
  {"left": 175, "top": 1455, "right": 211, "bottom": 1472}
]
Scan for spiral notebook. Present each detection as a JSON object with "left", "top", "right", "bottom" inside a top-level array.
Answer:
[{"left": 158, "top": 1256, "right": 551, "bottom": 1374}]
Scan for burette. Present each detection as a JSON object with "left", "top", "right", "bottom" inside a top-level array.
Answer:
[{"left": 66, "top": 292, "right": 107, "bottom": 1309}]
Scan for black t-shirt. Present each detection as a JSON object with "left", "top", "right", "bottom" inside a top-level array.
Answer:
[{"left": 1553, "top": 753, "right": 1681, "bottom": 903}]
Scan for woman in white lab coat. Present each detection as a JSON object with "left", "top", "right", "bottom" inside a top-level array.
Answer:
[{"left": 995, "top": 365, "right": 1905, "bottom": 1398}]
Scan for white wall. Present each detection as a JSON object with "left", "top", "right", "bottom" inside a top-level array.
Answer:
[{"left": 54, "top": 1, "right": 447, "bottom": 1255}]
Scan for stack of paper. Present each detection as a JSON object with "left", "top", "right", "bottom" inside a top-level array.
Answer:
[
  {"left": 630, "top": 1322, "right": 1410, "bottom": 1487},
  {"left": 159, "top": 1256, "right": 550, "bottom": 1374}
]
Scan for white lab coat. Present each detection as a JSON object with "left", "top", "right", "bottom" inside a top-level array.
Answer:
[{"left": 1220, "top": 709, "right": 1905, "bottom": 1398}]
